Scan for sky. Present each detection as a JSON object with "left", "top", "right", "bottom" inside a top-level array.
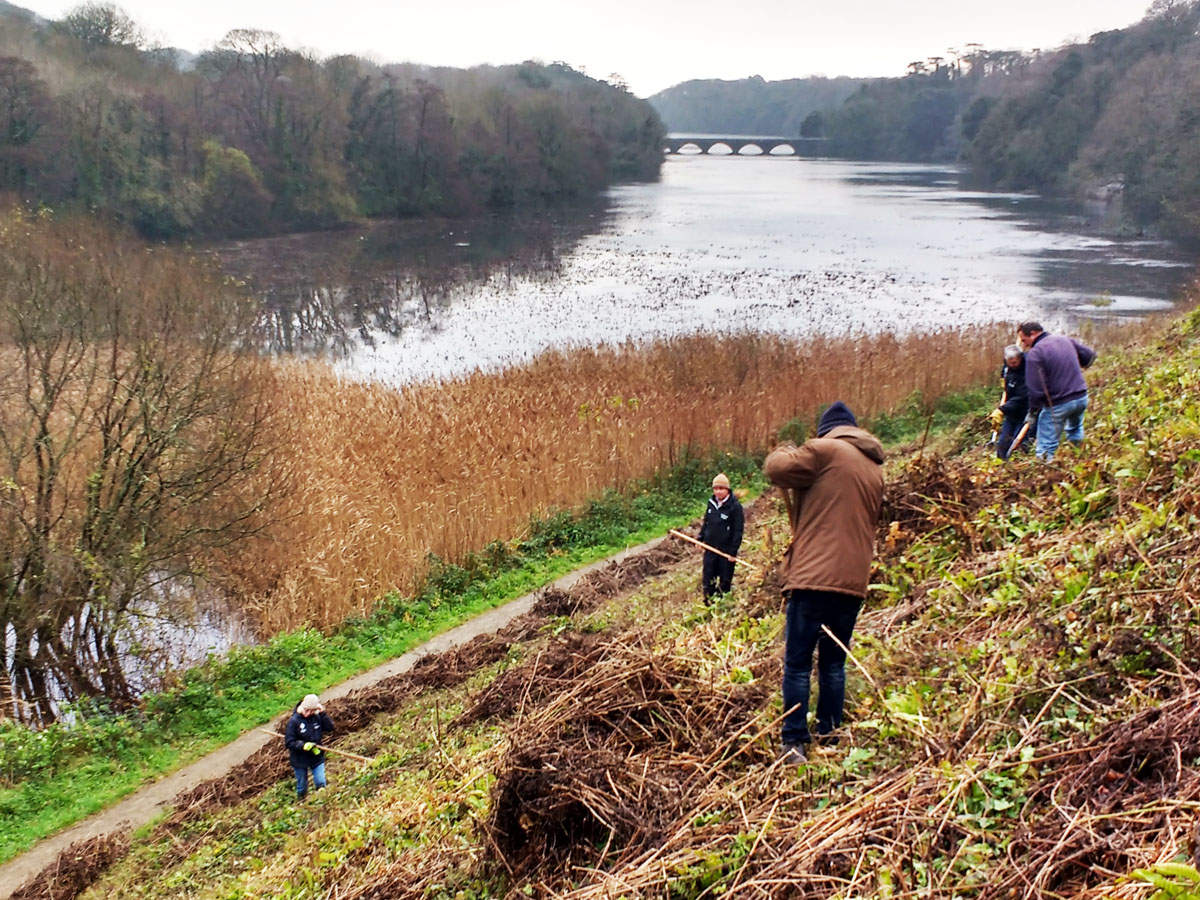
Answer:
[{"left": 16, "top": 0, "right": 1157, "bottom": 97}]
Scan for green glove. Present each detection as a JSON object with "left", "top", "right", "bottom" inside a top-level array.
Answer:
[{"left": 303, "top": 741, "right": 321, "bottom": 754}]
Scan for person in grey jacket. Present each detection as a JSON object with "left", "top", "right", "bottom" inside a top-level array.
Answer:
[{"left": 1018, "top": 322, "right": 1096, "bottom": 460}]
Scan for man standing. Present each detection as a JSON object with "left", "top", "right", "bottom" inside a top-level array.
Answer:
[
  {"left": 764, "top": 401, "right": 884, "bottom": 765},
  {"left": 285, "top": 693, "right": 335, "bottom": 800},
  {"left": 1018, "top": 321, "right": 1096, "bottom": 461},
  {"left": 698, "top": 472, "right": 744, "bottom": 599}
]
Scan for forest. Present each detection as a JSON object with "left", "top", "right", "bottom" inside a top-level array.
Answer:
[
  {"left": 648, "top": 75, "right": 869, "bottom": 137},
  {"left": 652, "top": 0, "right": 1200, "bottom": 244},
  {"left": 0, "top": 2, "right": 665, "bottom": 239}
]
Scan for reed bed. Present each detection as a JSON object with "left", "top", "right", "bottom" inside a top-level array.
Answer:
[{"left": 247, "top": 326, "right": 1009, "bottom": 633}]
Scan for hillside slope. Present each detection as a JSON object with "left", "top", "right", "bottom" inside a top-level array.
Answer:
[{"left": 16, "top": 305, "right": 1200, "bottom": 899}]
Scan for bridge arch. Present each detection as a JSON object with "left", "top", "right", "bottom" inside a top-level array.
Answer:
[{"left": 663, "top": 133, "right": 824, "bottom": 157}]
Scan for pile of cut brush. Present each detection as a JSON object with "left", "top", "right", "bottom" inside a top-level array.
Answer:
[
  {"left": 345, "top": 587, "right": 1200, "bottom": 900},
  {"left": 472, "top": 639, "right": 1198, "bottom": 899},
  {"left": 485, "top": 629, "right": 773, "bottom": 875}
]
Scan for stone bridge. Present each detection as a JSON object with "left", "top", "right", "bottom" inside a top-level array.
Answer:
[{"left": 663, "top": 133, "right": 826, "bottom": 156}]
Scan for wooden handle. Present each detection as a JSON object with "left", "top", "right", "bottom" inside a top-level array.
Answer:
[
  {"left": 668, "top": 529, "right": 760, "bottom": 571},
  {"left": 258, "top": 728, "right": 373, "bottom": 763}
]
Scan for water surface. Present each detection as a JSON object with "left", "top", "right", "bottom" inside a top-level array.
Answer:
[{"left": 212, "top": 156, "right": 1194, "bottom": 385}]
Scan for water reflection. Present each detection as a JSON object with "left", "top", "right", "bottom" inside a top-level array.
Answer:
[
  {"left": 211, "top": 157, "right": 1195, "bottom": 385},
  {"left": 209, "top": 209, "right": 604, "bottom": 357}
]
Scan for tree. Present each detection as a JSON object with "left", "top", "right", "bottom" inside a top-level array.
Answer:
[
  {"left": 198, "top": 139, "right": 273, "bottom": 235},
  {"left": 0, "top": 209, "right": 283, "bottom": 724},
  {"left": 0, "top": 57, "right": 54, "bottom": 192},
  {"left": 55, "top": 2, "right": 143, "bottom": 50},
  {"left": 799, "top": 110, "right": 823, "bottom": 138}
]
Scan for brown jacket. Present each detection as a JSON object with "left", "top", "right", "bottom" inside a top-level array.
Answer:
[{"left": 763, "top": 426, "right": 885, "bottom": 598}]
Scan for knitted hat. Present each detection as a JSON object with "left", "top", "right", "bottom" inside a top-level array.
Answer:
[
  {"left": 817, "top": 401, "right": 857, "bottom": 437},
  {"left": 711, "top": 473, "right": 731, "bottom": 490},
  {"left": 299, "top": 693, "right": 322, "bottom": 712}
]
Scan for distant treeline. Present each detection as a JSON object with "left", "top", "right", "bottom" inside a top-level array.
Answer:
[
  {"left": 0, "top": 3, "right": 665, "bottom": 239},
  {"left": 648, "top": 75, "right": 871, "bottom": 136},
  {"left": 651, "top": 1, "right": 1200, "bottom": 243}
]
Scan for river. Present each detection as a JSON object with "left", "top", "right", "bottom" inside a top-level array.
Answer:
[{"left": 212, "top": 155, "right": 1195, "bottom": 385}]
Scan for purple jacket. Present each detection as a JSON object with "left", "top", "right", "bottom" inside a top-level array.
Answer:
[{"left": 1024, "top": 333, "right": 1096, "bottom": 414}]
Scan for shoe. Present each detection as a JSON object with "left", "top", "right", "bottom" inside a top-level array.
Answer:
[{"left": 779, "top": 743, "right": 808, "bottom": 766}]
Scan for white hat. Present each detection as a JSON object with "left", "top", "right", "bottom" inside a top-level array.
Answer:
[{"left": 299, "top": 693, "right": 322, "bottom": 712}]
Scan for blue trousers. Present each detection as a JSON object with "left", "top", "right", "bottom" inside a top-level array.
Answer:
[
  {"left": 1035, "top": 394, "right": 1088, "bottom": 460},
  {"left": 782, "top": 589, "right": 862, "bottom": 746},
  {"left": 997, "top": 415, "right": 1031, "bottom": 459},
  {"left": 293, "top": 761, "right": 326, "bottom": 797}
]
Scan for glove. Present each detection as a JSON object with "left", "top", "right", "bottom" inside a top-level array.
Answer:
[
  {"left": 303, "top": 741, "right": 321, "bottom": 755},
  {"left": 988, "top": 408, "right": 1004, "bottom": 428}
]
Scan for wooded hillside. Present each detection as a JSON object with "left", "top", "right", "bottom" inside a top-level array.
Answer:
[{"left": 0, "top": 2, "right": 665, "bottom": 239}]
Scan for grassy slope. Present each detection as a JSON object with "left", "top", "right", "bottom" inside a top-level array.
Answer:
[
  {"left": 67, "top": 309, "right": 1200, "bottom": 899},
  {"left": 0, "top": 459, "right": 766, "bottom": 865},
  {"left": 2, "top": 377, "right": 998, "bottom": 865}
]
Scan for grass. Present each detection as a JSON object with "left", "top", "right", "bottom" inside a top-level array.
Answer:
[
  {"left": 0, "top": 360, "right": 1004, "bottom": 865},
  {"left": 55, "top": 302, "right": 1200, "bottom": 900},
  {"left": 0, "top": 449, "right": 761, "bottom": 864}
]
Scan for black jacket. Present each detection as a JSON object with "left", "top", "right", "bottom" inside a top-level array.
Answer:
[
  {"left": 698, "top": 493, "right": 744, "bottom": 556},
  {"left": 285, "top": 707, "right": 334, "bottom": 768},
  {"left": 999, "top": 361, "right": 1029, "bottom": 421}
]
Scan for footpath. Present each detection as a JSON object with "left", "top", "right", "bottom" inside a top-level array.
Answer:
[{"left": 0, "top": 535, "right": 671, "bottom": 897}]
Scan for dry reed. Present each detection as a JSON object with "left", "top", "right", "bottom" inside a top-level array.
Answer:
[{"left": 245, "top": 326, "right": 1010, "bottom": 633}]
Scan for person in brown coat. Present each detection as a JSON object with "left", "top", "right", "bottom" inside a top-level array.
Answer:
[{"left": 763, "top": 401, "right": 884, "bottom": 764}]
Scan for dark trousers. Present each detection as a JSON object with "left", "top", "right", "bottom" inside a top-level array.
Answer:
[
  {"left": 997, "top": 414, "right": 1031, "bottom": 459},
  {"left": 702, "top": 552, "right": 735, "bottom": 598},
  {"left": 782, "top": 589, "right": 862, "bottom": 746}
]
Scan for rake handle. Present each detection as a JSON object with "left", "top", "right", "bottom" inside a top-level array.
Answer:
[
  {"left": 258, "top": 729, "right": 373, "bottom": 763},
  {"left": 669, "top": 529, "right": 760, "bottom": 571}
]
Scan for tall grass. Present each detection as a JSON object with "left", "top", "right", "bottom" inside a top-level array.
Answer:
[{"left": 246, "top": 326, "right": 1012, "bottom": 633}]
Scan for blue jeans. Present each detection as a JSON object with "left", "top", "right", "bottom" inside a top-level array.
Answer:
[
  {"left": 293, "top": 761, "right": 326, "bottom": 797},
  {"left": 782, "top": 590, "right": 862, "bottom": 746},
  {"left": 1035, "top": 394, "right": 1088, "bottom": 460}
]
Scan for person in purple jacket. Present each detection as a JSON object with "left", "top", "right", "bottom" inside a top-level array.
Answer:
[{"left": 1017, "top": 322, "right": 1097, "bottom": 460}]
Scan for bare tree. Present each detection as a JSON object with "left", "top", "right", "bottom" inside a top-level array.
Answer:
[
  {"left": 0, "top": 209, "right": 285, "bottom": 725},
  {"left": 55, "top": 2, "right": 143, "bottom": 50}
]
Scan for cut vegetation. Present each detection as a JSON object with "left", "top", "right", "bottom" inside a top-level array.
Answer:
[{"left": 11, "top": 301, "right": 1200, "bottom": 898}]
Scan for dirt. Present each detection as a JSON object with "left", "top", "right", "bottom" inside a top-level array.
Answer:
[{"left": 7, "top": 833, "right": 129, "bottom": 900}]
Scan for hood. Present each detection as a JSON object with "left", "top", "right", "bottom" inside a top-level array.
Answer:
[{"left": 824, "top": 426, "right": 885, "bottom": 464}]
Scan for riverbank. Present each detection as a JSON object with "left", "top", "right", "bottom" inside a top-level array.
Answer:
[
  {"left": 18, "top": 300, "right": 1200, "bottom": 899},
  {"left": 0, "top": 370, "right": 1005, "bottom": 872},
  {"left": 0, "top": 451, "right": 761, "bottom": 866},
  {"left": 0, "top": 530, "right": 690, "bottom": 897}
]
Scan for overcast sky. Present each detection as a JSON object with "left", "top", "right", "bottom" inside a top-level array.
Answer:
[{"left": 17, "top": 0, "right": 1156, "bottom": 97}]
